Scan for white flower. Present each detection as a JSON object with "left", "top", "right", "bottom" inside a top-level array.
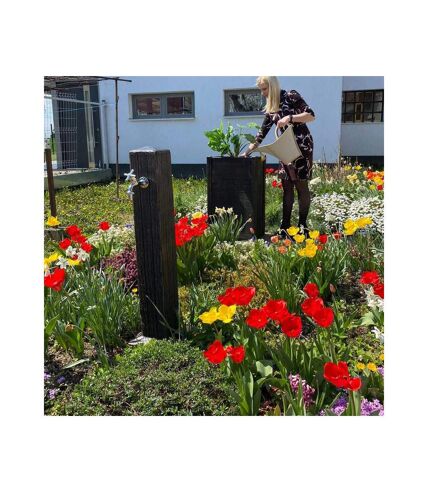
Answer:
[
  {"left": 77, "top": 250, "right": 90, "bottom": 262},
  {"left": 309, "top": 177, "right": 321, "bottom": 186},
  {"left": 65, "top": 246, "right": 78, "bottom": 258},
  {"left": 371, "top": 327, "right": 384, "bottom": 344},
  {"left": 55, "top": 257, "right": 69, "bottom": 269}
]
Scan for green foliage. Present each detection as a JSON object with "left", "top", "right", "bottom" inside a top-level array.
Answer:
[
  {"left": 45, "top": 267, "right": 141, "bottom": 365},
  {"left": 204, "top": 121, "right": 260, "bottom": 157},
  {"left": 48, "top": 339, "right": 238, "bottom": 416}
]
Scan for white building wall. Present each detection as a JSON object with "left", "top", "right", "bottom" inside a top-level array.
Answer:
[
  {"left": 340, "top": 76, "right": 384, "bottom": 156},
  {"left": 99, "top": 76, "right": 343, "bottom": 166}
]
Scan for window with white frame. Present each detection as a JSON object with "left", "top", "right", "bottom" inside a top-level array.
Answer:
[
  {"left": 224, "top": 89, "right": 265, "bottom": 116},
  {"left": 131, "top": 92, "right": 195, "bottom": 119},
  {"left": 342, "top": 90, "right": 384, "bottom": 123}
]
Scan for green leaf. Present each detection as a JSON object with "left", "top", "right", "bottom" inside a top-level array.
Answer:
[
  {"left": 62, "top": 358, "right": 89, "bottom": 370},
  {"left": 256, "top": 360, "right": 273, "bottom": 378}
]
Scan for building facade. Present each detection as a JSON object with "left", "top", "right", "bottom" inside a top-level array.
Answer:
[{"left": 98, "top": 76, "right": 384, "bottom": 176}]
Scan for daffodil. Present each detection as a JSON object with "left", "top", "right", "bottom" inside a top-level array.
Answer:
[
  {"left": 192, "top": 212, "right": 203, "bottom": 219},
  {"left": 355, "top": 165, "right": 362, "bottom": 171},
  {"left": 356, "top": 217, "right": 373, "bottom": 228},
  {"left": 367, "top": 362, "right": 377, "bottom": 372},
  {"left": 344, "top": 165, "right": 352, "bottom": 171},
  {"left": 294, "top": 234, "right": 305, "bottom": 243},
  {"left": 356, "top": 362, "right": 366, "bottom": 371},
  {"left": 44, "top": 253, "right": 60, "bottom": 266},
  {"left": 287, "top": 226, "right": 300, "bottom": 236},
  {"left": 67, "top": 259, "right": 81, "bottom": 266},
  {"left": 217, "top": 304, "right": 236, "bottom": 323},
  {"left": 379, "top": 353, "right": 384, "bottom": 361},
  {"left": 46, "top": 216, "right": 60, "bottom": 227},
  {"left": 309, "top": 230, "right": 319, "bottom": 240},
  {"left": 198, "top": 307, "right": 219, "bottom": 324}
]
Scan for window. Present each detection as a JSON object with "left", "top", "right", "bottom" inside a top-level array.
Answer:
[
  {"left": 132, "top": 92, "right": 194, "bottom": 119},
  {"left": 342, "top": 90, "right": 383, "bottom": 123},
  {"left": 224, "top": 89, "right": 265, "bottom": 116}
]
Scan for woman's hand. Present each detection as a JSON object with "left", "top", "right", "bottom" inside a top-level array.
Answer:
[
  {"left": 240, "top": 142, "right": 258, "bottom": 157},
  {"left": 277, "top": 115, "right": 292, "bottom": 128}
]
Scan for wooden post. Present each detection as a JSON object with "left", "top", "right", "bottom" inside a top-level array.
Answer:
[
  {"left": 129, "top": 149, "right": 178, "bottom": 339},
  {"left": 45, "top": 147, "right": 57, "bottom": 217}
]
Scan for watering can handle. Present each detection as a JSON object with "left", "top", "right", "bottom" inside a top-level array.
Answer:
[{"left": 275, "top": 123, "right": 293, "bottom": 139}]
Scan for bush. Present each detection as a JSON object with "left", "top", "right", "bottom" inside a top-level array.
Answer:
[
  {"left": 102, "top": 247, "right": 139, "bottom": 291},
  {"left": 48, "top": 339, "right": 238, "bottom": 416}
]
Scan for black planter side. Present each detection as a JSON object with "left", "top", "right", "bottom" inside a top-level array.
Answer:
[{"left": 207, "top": 156, "right": 265, "bottom": 239}]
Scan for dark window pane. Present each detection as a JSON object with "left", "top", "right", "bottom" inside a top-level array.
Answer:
[
  {"left": 374, "top": 91, "right": 383, "bottom": 102},
  {"left": 364, "top": 102, "right": 373, "bottom": 113},
  {"left": 345, "top": 92, "right": 355, "bottom": 102},
  {"left": 226, "top": 91, "right": 264, "bottom": 113},
  {"left": 363, "top": 113, "right": 374, "bottom": 122},
  {"left": 135, "top": 96, "right": 161, "bottom": 116},
  {"left": 167, "top": 95, "right": 193, "bottom": 115},
  {"left": 344, "top": 113, "right": 354, "bottom": 123},
  {"left": 356, "top": 92, "right": 365, "bottom": 103},
  {"left": 364, "top": 92, "right": 373, "bottom": 102},
  {"left": 346, "top": 103, "right": 354, "bottom": 113},
  {"left": 374, "top": 102, "right": 382, "bottom": 112},
  {"left": 355, "top": 103, "right": 363, "bottom": 121},
  {"left": 342, "top": 102, "right": 345, "bottom": 113},
  {"left": 373, "top": 112, "right": 382, "bottom": 122}
]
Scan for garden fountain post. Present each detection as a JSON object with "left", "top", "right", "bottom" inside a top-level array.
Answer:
[{"left": 129, "top": 148, "right": 178, "bottom": 339}]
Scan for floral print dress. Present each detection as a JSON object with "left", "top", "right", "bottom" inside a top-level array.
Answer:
[{"left": 255, "top": 89, "right": 315, "bottom": 180}]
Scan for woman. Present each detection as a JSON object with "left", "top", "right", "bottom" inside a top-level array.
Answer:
[{"left": 241, "top": 76, "right": 316, "bottom": 238}]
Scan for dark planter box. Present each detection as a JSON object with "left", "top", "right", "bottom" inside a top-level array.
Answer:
[{"left": 207, "top": 156, "right": 265, "bottom": 240}]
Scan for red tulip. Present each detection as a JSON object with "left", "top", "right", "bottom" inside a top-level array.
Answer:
[
  {"left": 226, "top": 345, "right": 245, "bottom": 364},
  {"left": 81, "top": 242, "right": 93, "bottom": 253},
  {"left": 301, "top": 297, "right": 324, "bottom": 317},
  {"left": 312, "top": 306, "right": 334, "bottom": 328},
  {"left": 303, "top": 282, "right": 319, "bottom": 298},
  {"left": 280, "top": 314, "right": 302, "bottom": 338},
  {"left": 318, "top": 234, "right": 328, "bottom": 244},
  {"left": 324, "top": 361, "right": 361, "bottom": 391},
  {"left": 360, "top": 271, "right": 380, "bottom": 285},
  {"left": 246, "top": 308, "right": 268, "bottom": 329},
  {"left": 262, "top": 299, "right": 288, "bottom": 321},
  {"left": 71, "top": 234, "right": 87, "bottom": 245},
  {"left": 99, "top": 221, "right": 110, "bottom": 231},
  {"left": 218, "top": 286, "right": 256, "bottom": 306},
  {"left": 203, "top": 340, "right": 227, "bottom": 364},
  {"left": 373, "top": 282, "right": 384, "bottom": 299},
  {"left": 58, "top": 238, "right": 71, "bottom": 250},
  {"left": 44, "top": 267, "right": 66, "bottom": 292},
  {"left": 332, "top": 232, "right": 341, "bottom": 240},
  {"left": 65, "top": 224, "right": 81, "bottom": 237}
]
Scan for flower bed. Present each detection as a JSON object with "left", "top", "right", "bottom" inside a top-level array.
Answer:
[{"left": 44, "top": 162, "right": 384, "bottom": 416}]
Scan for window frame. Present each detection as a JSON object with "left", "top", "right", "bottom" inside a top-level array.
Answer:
[
  {"left": 342, "top": 89, "right": 384, "bottom": 123},
  {"left": 224, "top": 88, "right": 265, "bottom": 117},
  {"left": 131, "top": 91, "right": 195, "bottom": 119}
]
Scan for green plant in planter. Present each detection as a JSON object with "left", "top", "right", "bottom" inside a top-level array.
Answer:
[{"left": 204, "top": 121, "right": 260, "bottom": 157}]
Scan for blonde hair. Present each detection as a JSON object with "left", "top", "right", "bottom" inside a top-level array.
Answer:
[{"left": 256, "top": 76, "right": 281, "bottom": 113}]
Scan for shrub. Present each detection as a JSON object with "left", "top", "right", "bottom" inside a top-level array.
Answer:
[
  {"left": 102, "top": 247, "right": 139, "bottom": 291},
  {"left": 48, "top": 339, "right": 238, "bottom": 416}
]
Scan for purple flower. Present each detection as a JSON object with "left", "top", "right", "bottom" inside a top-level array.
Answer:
[
  {"left": 288, "top": 374, "right": 316, "bottom": 408},
  {"left": 377, "top": 366, "right": 384, "bottom": 377},
  {"left": 57, "top": 376, "right": 66, "bottom": 384},
  {"left": 48, "top": 389, "right": 58, "bottom": 400},
  {"left": 331, "top": 394, "right": 348, "bottom": 415},
  {"left": 361, "top": 398, "right": 384, "bottom": 416},
  {"left": 44, "top": 372, "right": 51, "bottom": 381}
]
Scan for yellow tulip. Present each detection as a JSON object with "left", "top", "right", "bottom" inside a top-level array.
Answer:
[
  {"left": 305, "top": 238, "right": 315, "bottom": 245},
  {"left": 44, "top": 253, "right": 60, "bottom": 266},
  {"left": 46, "top": 216, "right": 60, "bottom": 227},
  {"left": 297, "top": 248, "right": 307, "bottom": 257},
  {"left": 287, "top": 226, "right": 300, "bottom": 236},
  {"left": 192, "top": 212, "right": 203, "bottom": 219},
  {"left": 373, "top": 176, "right": 383, "bottom": 186},
  {"left": 217, "top": 304, "right": 236, "bottom": 323},
  {"left": 344, "top": 224, "right": 358, "bottom": 236},
  {"left": 294, "top": 234, "right": 305, "bottom": 243},
  {"left": 367, "top": 362, "right": 378, "bottom": 372},
  {"left": 356, "top": 217, "right": 373, "bottom": 228},
  {"left": 379, "top": 353, "right": 384, "bottom": 361},
  {"left": 305, "top": 244, "right": 318, "bottom": 258},
  {"left": 369, "top": 184, "right": 376, "bottom": 190},
  {"left": 309, "top": 230, "right": 319, "bottom": 240},
  {"left": 67, "top": 259, "right": 80, "bottom": 266},
  {"left": 356, "top": 362, "right": 366, "bottom": 371},
  {"left": 198, "top": 307, "right": 219, "bottom": 324}
]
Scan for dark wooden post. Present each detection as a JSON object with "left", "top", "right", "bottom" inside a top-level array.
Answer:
[
  {"left": 45, "top": 147, "right": 57, "bottom": 217},
  {"left": 129, "top": 149, "right": 178, "bottom": 339}
]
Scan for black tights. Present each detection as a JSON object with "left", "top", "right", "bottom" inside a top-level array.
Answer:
[{"left": 280, "top": 179, "right": 311, "bottom": 232}]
